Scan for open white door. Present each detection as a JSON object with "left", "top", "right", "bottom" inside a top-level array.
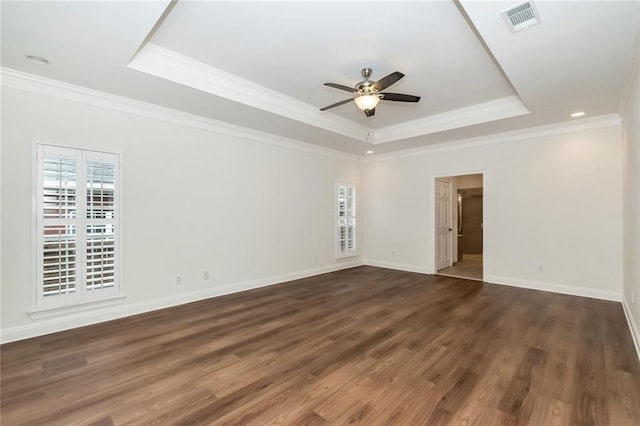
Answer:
[{"left": 435, "top": 178, "right": 453, "bottom": 270}]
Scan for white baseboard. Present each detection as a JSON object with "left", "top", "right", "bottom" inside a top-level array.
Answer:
[
  {"left": 486, "top": 275, "right": 621, "bottom": 301},
  {"left": 0, "top": 260, "right": 363, "bottom": 344},
  {"left": 362, "top": 259, "right": 434, "bottom": 275},
  {"left": 622, "top": 296, "right": 640, "bottom": 362},
  {"left": 361, "top": 261, "right": 622, "bottom": 303}
]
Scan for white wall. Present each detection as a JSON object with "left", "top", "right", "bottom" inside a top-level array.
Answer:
[
  {"left": 0, "top": 71, "right": 630, "bottom": 344},
  {"left": 0, "top": 80, "right": 362, "bottom": 342},
  {"left": 364, "top": 124, "right": 623, "bottom": 300},
  {"left": 622, "top": 47, "right": 640, "bottom": 356}
]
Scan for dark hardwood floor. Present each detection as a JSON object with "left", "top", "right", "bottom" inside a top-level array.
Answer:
[{"left": 2, "top": 266, "right": 640, "bottom": 425}]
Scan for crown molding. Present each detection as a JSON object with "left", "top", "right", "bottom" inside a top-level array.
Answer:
[
  {"left": 4, "top": 66, "right": 620, "bottom": 165},
  {"left": 127, "top": 43, "right": 372, "bottom": 142},
  {"left": 365, "top": 113, "right": 622, "bottom": 162},
  {"left": 14, "top": 41, "right": 533, "bottom": 148},
  {"left": 372, "top": 95, "right": 530, "bottom": 144},
  {"left": 128, "top": 44, "right": 534, "bottom": 145},
  {"left": 0, "top": 67, "right": 362, "bottom": 162}
]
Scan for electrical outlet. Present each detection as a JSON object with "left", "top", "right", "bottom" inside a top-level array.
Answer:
[
  {"left": 203, "top": 271, "right": 210, "bottom": 280},
  {"left": 176, "top": 274, "right": 182, "bottom": 285}
]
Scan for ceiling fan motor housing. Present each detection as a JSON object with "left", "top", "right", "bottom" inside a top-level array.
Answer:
[
  {"left": 356, "top": 68, "right": 375, "bottom": 94},
  {"left": 356, "top": 82, "right": 375, "bottom": 94}
]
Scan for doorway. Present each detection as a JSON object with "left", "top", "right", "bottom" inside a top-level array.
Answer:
[{"left": 434, "top": 174, "right": 484, "bottom": 281}]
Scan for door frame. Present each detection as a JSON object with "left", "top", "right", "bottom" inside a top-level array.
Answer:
[{"left": 431, "top": 171, "right": 487, "bottom": 280}]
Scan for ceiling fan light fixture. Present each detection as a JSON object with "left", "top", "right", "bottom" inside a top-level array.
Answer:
[
  {"left": 354, "top": 94, "right": 380, "bottom": 111},
  {"left": 321, "top": 68, "right": 419, "bottom": 116}
]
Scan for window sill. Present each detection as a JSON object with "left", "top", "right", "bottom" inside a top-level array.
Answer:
[{"left": 28, "top": 295, "right": 127, "bottom": 320}]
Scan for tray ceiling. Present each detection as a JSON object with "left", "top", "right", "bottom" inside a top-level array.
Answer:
[{"left": 1, "top": 1, "right": 638, "bottom": 155}]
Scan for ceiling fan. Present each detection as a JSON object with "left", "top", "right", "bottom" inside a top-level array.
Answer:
[{"left": 320, "top": 68, "right": 421, "bottom": 117}]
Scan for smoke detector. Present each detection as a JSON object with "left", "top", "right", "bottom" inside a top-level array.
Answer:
[{"left": 501, "top": 1, "right": 541, "bottom": 33}]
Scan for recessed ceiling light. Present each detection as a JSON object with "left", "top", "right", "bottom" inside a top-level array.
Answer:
[
  {"left": 26, "top": 55, "right": 49, "bottom": 65},
  {"left": 366, "top": 150, "right": 374, "bottom": 154},
  {"left": 570, "top": 111, "right": 585, "bottom": 118}
]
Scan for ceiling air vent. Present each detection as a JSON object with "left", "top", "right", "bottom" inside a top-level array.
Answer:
[{"left": 501, "top": 1, "right": 541, "bottom": 33}]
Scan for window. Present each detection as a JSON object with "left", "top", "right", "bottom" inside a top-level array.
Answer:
[
  {"left": 35, "top": 145, "right": 121, "bottom": 310},
  {"left": 336, "top": 183, "right": 357, "bottom": 258}
]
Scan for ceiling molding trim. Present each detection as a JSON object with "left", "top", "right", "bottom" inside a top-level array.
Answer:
[
  {"left": 372, "top": 95, "right": 530, "bottom": 144},
  {"left": 0, "top": 67, "right": 363, "bottom": 162},
  {"left": 365, "top": 113, "right": 622, "bottom": 162},
  {"left": 127, "top": 44, "right": 533, "bottom": 146},
  {"left": 127, "top": 43, "right": 371, "bottom": 142}
]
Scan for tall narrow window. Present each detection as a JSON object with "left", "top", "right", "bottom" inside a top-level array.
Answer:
[
  {"left": 35, "top": 145, "right": 120, "bottom": 310},
  {"left": 336, "top": 183, "right": 357, "bottom": 258}
]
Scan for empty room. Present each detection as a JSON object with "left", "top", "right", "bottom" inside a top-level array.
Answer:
[{"left": 2, "top": 1, "right": 640, "bottom": 424}]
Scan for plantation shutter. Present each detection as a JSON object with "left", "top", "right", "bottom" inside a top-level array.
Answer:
[
  {"left": 337, "top": 183, "right": 357, "bottom": 257},
  {"left": 85, "top": 155, "right": 117, "bottom": 292},
  {"left": 346, "top": 186, "right": 356, "bottom": 251},
  {"left": 39, "top": 147, "right": 80, "bottom": 304},
  {"left": 36, "top": 145, "right": 120, "bottom": 310}
]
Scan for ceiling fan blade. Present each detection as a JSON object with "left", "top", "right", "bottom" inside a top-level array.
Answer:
[
  {"left": 364, "top": 108, "right": 375, "bottom": 117},
  {"left": 320, "top": 98, "right": 354, "bottom": 111},
  {"left": 324, "top": 83, "right": 355, "bottom": 93},
  {"left": 371, "top": 71, "right": 404, "bottom": 92},
  {"left": 380, "top": 93, "right": 421, "bottom": 102}
]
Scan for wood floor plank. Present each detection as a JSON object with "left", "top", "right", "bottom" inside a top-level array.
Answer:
[{"left": 2, "top": 266, "right": 640, "bottom": 425}]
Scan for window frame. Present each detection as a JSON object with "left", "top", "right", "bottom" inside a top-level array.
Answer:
[
  {"left": 335, "top": 182, "right": 357, "bottom": 259},
  {"left": 32, "top": 143, "right": 123, "bottom": 313}
]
